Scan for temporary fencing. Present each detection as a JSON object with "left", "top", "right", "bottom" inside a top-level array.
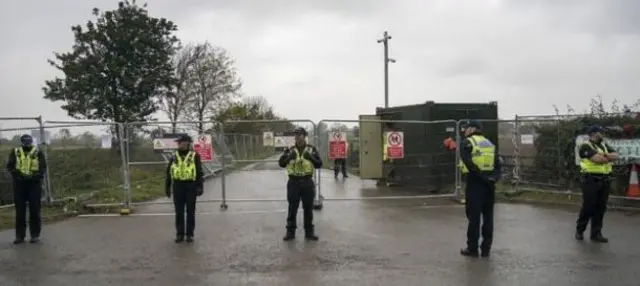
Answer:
[
  {"left": 2, "top": 112, "right": 638, "bottom": 213},
  {"left": 109, "top": 121, "right": 234, "bottom": 209},
  {"left": 316, "top": 119, "right": 461, "bottom": 202},
  {"left": 218, "top": 119, "right": 320, "bottom": 207},
  {"left": 468, "top": 115, "right": 640, "bottom": 203},
  {"left": 42, "top": 121, "right": 126, "bottom": 208}
]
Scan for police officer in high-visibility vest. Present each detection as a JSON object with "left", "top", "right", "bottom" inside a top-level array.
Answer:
[
  {"left": 165, "top": 134, "right": 204, "bottom": 243},
  {"left": 458, "top": 120, "right": 501, "bottom": 258},
  {"left": 6, "top": 134, "right": 47, "bottom": 244},
  {"left": 575, "top": 125, "right": 618, "bottom": 243},
  {"left": 279, "top": 127, "right": 322, "bottom": 241}
]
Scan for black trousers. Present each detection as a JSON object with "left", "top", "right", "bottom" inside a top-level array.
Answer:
[
  {"left": 576, "top": 175, "right": 610, "bottom": 236},
  {"left": 334, "top": 159, "right": 347, "bottom": 177},
  {"left": 465, "top": 176, "right": 495, "bottom": 252},
  {"left": 173, "top": 182, "right": 198, "bottom": 237},
  {"left": 286, "top": 177, "right": 316, "bottom": 233},
  {"left": 13, "top": 180, "right": 42, "bottom": 239}
]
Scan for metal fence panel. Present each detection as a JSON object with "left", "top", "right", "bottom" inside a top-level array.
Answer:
[
  {"left": 219, "top": 119, "right": 318, "bottom": 206},
  {"left": 471, "top": 116, "right": 640, "bottom": 203},
  {"left": 121, "top": 121, "right": 233, "bottom": 208},
  {"left": 42, "top": 121, "right": 126, "bottom": 206}
]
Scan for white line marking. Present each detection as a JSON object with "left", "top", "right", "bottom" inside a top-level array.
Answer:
[{"left": 77, "top": 209, "right": 288, "bottom": 218}]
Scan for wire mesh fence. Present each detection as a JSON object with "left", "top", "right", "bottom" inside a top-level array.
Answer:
[{"left": 218, "top": 119, "right": 316, "bottom": 203}]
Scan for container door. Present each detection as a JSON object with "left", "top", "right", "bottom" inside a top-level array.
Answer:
[{"left": 359, "top": 114, "right": 383, "bottom": 179}]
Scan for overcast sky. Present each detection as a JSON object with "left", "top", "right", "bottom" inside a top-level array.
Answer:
[{"left": 1, "top": 0, "right": 640, "bottom": 133}]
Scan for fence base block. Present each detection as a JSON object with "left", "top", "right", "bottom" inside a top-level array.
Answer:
[
  {"left": 119, "top": 207, "right": 131, "bottom": 215},
  {"left": 313, "top": 200, "right": 323, "bottom": 210}
]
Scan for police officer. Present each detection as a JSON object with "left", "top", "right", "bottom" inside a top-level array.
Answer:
[
  {"left": 165, "top": 134, "right": 204, "bottom": 243},
  {"left": 279, "top": 127, "right": 322, "bottom": 241},
  {"left": 575, "top": 125, "right": 618, "bottom": 243},
  {"left": 6, "top": 134, "right": 46, "bottom": 244},
  {"left": 458, "top": 120, "right": 501, "bottom": 258}
]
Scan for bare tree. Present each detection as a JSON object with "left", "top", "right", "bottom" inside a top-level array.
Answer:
[
  {"left": 184, "top": 42, "right": 242, "bottom": 132},
  {"left": 159, "top": 44, "right": 206, "bottom": 133}
]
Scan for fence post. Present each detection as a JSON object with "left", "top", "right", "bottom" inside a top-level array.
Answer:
[
  {"left": 219, "top": 123, "right": 228, "bottom": 210},
  {"left": 118, "top": 123, "right": 132, "bottom": 214},
  {"left": 513, "top": 115, "right": 521, "bottom": 193},
  {"left": 36, "top": 116, "right": 53, "bottom": 205},
  {"left": 454, "top": 120, "right": 462, "bottom": 201}
]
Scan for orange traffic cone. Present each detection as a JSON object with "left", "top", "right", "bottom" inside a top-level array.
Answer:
[{"left": 626, "top": 164, "right": 640, "bottom": 197}]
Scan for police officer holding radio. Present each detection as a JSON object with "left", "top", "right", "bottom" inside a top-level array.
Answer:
[
  {"left": 575, "top": 125, "right": 618, "bottom": 243},
  {"left": 458, "top": 120, "right": 501, "bottom": 258},
  {"left": 165, "top": 134, "right": 204, "bottom": 243},
  {"left": 279, "top": 127, "right": 322, "bottom": 241},
  {"left": 6, "top": 134, "right": 47, "bottom": 244}
]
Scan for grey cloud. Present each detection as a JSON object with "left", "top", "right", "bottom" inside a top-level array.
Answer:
[{"left": 504, "top": 0, "right": 640, "bottom": 36}]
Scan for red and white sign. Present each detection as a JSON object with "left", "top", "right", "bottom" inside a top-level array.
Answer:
[
  {"left": 193, "top": 134, "right": 214, "bottom": 162},
  {"left": 328, "top": 131, "right": 347, "bottom": 159},
  {"left": 386, "top": 131, "right": 404, "bottom": 159}
]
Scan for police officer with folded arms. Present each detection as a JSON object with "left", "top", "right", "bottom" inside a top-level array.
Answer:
[
  {"left": 165, "top": 135, "right": 204, "bottom": 243},
  {"left": 279, "top": 127, "right": 322, "bottom": 241},
  {"left": 6, "top": 134, "right": 47, "bottom": 244},
  {"left": 575, "top": 125, "right": 618, "bottom": 243},
  {"left": 458, "top": 120, "right": 501, "bottom": 258}
]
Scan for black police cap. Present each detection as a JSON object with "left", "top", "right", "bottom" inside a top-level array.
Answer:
[{"left": 174, "top": 134, "right": 193, "bottom": 143}]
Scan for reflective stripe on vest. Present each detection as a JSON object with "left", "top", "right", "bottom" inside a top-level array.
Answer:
[
  {"left": 580, "top": 143, "right": 612, "bottom": 174},
  {"left": 459, "top": 135, "right": 496, "bottom": 174},
  {"left": 286, "top": 147, "right": 314, "bottom": 176},
  {"left": 15, "top": 148, "right": 39, "bottom": 175},
  {"left": 171, "top": 151, "right": 197, "bottom": 181}
]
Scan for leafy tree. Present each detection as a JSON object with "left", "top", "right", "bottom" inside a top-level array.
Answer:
[
  {"left": 184, "top": 42, "right": 242, "bottom": 132},
  {"left": 42, "top": 0, "right": 180, "bottom": 139},
  {"left": 214, "top": 96, "right": 290, "bottom": 134},
  {"left": 160, "top": 44, "right": 205, "bottom": 133}
]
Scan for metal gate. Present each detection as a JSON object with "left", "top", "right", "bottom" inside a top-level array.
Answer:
[{"left": 217, "top": 119, "right": 322, "bottom": 209}]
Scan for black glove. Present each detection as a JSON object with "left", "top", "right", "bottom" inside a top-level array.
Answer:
[
  {"left": 196, "top": 188, "right": 203, "bottom": 196},
  {"left": 165, "top": 186, "right": 171, "bottom": 198},
  {"left": 288, "top": 151, "right": 298, "bottom": 161},
  {"left": 303, "top": 152, "right": 312, "bottom": 160}
]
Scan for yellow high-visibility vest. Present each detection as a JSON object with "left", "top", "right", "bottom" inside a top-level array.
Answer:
[
  {"left": 580, "top": 143, "right": 612, "bottom": 174},
  {"left": 15, "top": 148, "right": 39, "bottom": 175},
  {"left": 459, "top": 135, "right": 496, "bottom": 174},
  {"left": 171, "top": 151, "right": 197, "bottom": 181},
  {"left": 286, "top": 146, "right": 314, "bottom": 176}
]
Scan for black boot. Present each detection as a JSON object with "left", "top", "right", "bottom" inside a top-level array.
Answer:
[
  {"left": 175, "top": 235, "right": 184, "bottom": 243},
  {"left": 13, "top": 238, "right": 25, "bottom": 245},
  {"left": 575, "top": 231, "right": 584, "bottom": 241},
  {"left": 305, "top": 230, "right": 319, "bottom": 241},
  {"left": 590, "top": 233, "right": 609, "bottom": 243},
  {"left": 460, "top": 248, "right": 479, "bottom": 257},
  {"left": 186, "top": 236, "right": 194, "bottom": 243},
  {"left": 283, "top": 231, "right": 295, "bottom": 241},
  {"left": 29, "top": 237, "right": 40, "bottom": 244}
]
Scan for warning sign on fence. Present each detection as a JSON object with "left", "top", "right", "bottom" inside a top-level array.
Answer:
[
  {"left": 385, "top": 131, "right": 404, "bottom": 159},
  {"left": 152, "top": 133, "right": 183, "bottom": 153},
  {"left": 328, "top": 131, "right": 347, "bottom": 159},
  {"left": 193, "top": 134, "right": 214, "bottom": 162},
  {"left": 263, "top": 132, "right": 274, "bottom": 146}
]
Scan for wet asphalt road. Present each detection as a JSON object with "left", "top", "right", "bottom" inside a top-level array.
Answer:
[{"left": 1, "top": 159, "right": 640, "bottom": 285}]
